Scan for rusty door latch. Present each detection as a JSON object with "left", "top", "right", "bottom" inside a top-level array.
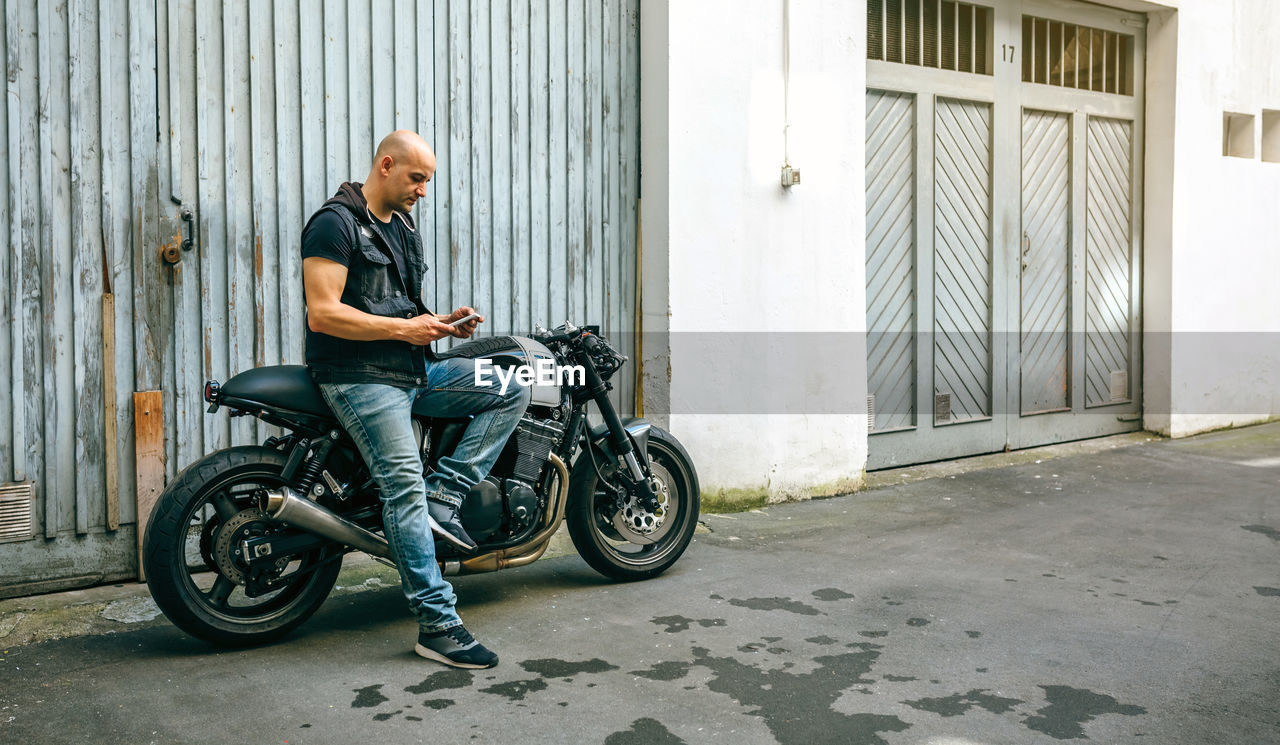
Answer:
[{"left": 161, "top": 208, "right": 195, "bottom": 265}]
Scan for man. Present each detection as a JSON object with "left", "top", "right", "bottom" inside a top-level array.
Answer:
[{"left": 301, "top": 130, "right": 531, "bottom": 669}]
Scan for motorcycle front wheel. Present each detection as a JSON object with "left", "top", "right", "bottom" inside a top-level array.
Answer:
[
  {"left": 567, "top": 426, "right": 700, "bottom": 581},
  {"left": 142, "top": 446, "right": 343, "bottom": 646}
]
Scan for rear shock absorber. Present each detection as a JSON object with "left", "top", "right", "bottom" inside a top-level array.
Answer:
[{"left": 293, "top": 430, "right": 340, "bottom": 497}]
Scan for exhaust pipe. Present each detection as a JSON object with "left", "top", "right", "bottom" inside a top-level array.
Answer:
[{"left": 264, "top": 487, "right": 392, "bottom": 559}]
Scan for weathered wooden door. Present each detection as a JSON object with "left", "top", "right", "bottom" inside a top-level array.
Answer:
[{"left": 157, "top": 0, "right": 643, "bottom": 470}]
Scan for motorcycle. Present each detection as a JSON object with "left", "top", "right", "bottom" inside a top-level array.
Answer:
[{"left": 141, "top": 322, "right": 700, "bottom": 646}]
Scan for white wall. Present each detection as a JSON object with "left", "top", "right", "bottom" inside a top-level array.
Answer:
[
  {"left": 641, "top": 0, "right": 867, "bottom": 500},
  {"left": 1138, "top": 0, "right": 1280, "bottom": 436},
  {"left": 639, "top": 0, "right": 1280, "bottom": 503}
]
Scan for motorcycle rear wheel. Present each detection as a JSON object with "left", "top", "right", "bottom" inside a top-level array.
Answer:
[
  {"left": 567, "top": 427, "right": 700, "bottom": 581},
  {"left": 142, "top": 446, "right": 343, "bottom": 646}
]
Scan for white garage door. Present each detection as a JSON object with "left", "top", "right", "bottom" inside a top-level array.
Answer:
[{"left": 865, "top": 0, "right": 1145, "bottom": 468}]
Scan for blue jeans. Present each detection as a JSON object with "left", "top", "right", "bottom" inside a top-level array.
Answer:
[{"left": 320, "top": 357, "right": 532, "bottom": 632}]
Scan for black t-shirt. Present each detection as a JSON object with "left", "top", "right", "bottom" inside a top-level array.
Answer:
[{"left": 301, "top": 209, "right": 413, "bottom": 288}]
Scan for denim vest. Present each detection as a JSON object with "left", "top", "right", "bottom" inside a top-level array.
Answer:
[{"left": 305, "top": 202, "right": 435, "bottom": 387}]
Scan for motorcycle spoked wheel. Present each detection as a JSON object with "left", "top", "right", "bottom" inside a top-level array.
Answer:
[
  {"left": 142, "top": 446, "right": 344, "bottom": 647},
  {"left": 567, "top": 427, "right": 700, "bottom": 581}
]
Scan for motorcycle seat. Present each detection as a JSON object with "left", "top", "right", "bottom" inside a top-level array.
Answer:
[{"left": 219, "top": 365, "right": 333, "bottom": 418}]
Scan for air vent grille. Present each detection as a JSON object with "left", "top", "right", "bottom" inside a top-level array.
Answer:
[
  {"left": 1022, "top": 15, "right": 1134, "bottom": 96},
  {"left": 0, "top": 483, "right": 34, "bottom": 543},
  {"left": 868, "top": 0, "right": 993, "bottom": 76}
]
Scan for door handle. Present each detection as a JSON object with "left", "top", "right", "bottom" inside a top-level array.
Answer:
[
  {"left": 1021, "top": 232, "right": 1030, "bottom": 270},
  {"left": 161, "top": 208, "right": 195, "bottom": 265}
]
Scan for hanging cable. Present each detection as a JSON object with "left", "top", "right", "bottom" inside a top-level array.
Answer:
[
  {"left": 782, "top": 0, "right": 791, "bottom": 166},
  {"left": 780, "top": 0, "right": 799, "bottom": 187}
]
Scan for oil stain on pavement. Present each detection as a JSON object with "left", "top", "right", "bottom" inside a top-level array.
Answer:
[
  {"left": 1022, "top": 685, "right": 1146, "bottom": 739},
  {"left": 903, "top": 689, "right": 1023, "bottom": 717},
  {"left": 727, "top": 596, "right": 822, "bottom": 615},
  {"left": 690, "top": 642, "right": 911, "bottom": 745},
  {"left": 1241, "top": 524, "right": 1280, "bottom": 543},
  {"left": 345, "top": 585, "right": 1149, "bottom": 742},
  {"left": 603, "top": 717, "right": 687, "bottom": 744},
  {"left": 651, "top": 615, "right": 728, "bottom": 633}
]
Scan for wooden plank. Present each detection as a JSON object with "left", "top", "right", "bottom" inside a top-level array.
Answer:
[
  {"left": 447, "top": 0, "right": 470, "bottom": 327},
  {"left": 347, "top": 0, "right": 373, "bottom": 173},
  {"left": 165, "top": 0, "right": 182, "bottom": 202},
  {"left": 133, "top": 391, "right": 165, "bottom": 581},
  {"left": 323, "top": 0, "right": 349, "bottom": 193},
  {"left": 371, "top": 0, "right": 395, "bottom": 137},
  {"left": 196, "top": 0, "right": 229, "bottom": 451},
  {"left": 432, "top": 0, "right": 452, "bottom": 314},
  {"left": 154, "top": 0, "right": 170, "bottom": 202},
  {"left": 489, "top": 0, "right": 511, "bottom": 335},
  {"left": 101, "top": 0, "right": 137, "bottom": 522},
  {"left": 278, "top": 0, "right": 307, "bottom": 364},
  {"left": 584, "top": 0, "right": 602, "bottom": 329},
  {"left": 620, "top": 0, "right": 639, "bottom": 413},
  {"left": 603, "top": 0, "right": 621, "bottom": 338},
  {"left": 392, "top": 0, "right": 415, "bottom": 132},
  {"left": 547, "top": 0, "right": 567, "bottom": 326},
  {"left": 70, "top": 0, "right": 105, "bottom": 535},
  {"left": 164, "top": 0, "right": 204, "bottom": 470},
  {"left": 15, "top": 0, "right": 42, "bottom": 510},
  {"left": 529, "top": 0, "right": 549, "bottom": 328},
  {"left": 0, "top": 0, "right": 11, "bottom": 483},
  {"left": 469, "top": 0, "right": 492, "bottom": 321},
  {"left": 566, "top": 0, "right": 584, "bottom": 323},
  {"left": 102, "top": 294, "right": 118, "bottom": 530},
  {"left": 510, "top": 0, "right": 531, "bottom": 334},
  {"left": 144, "top": 0, "right": 178, "bottom": 481},
  {"left": 415, "top": 0, "right": 435, "bottom": 299},
  {"left": 224, "top": 0, "right": 253, "bottom": 446},
  {"left": 39, "top": 0, "right": 75, "bottom": 536},
  {"left": 249, "top": 0, "right": 279, "bottom": 443},
  {"left": 4, "top": 0, "right": 23, "bottom": 485}
]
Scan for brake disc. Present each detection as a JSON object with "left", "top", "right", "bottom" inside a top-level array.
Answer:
[
  {"left": 610, "top": 460, "right": 674, "bottom": 545},
  {"left": 213, "top": 509, "right": 277, "bottom": 585}
]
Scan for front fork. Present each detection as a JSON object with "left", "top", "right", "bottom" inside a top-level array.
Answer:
[{"left": 575, "top": 347, "right": 661, "bottom": 511}]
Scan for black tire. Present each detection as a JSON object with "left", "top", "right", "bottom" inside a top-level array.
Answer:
[
  {"left": 567, "top": 426, "right": 700, "bottom": 581},
  {"left": 142, "top": 446, "right": 343, "bottom": 647}
]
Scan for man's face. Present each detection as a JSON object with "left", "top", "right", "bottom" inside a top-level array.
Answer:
[{"left": 385, "top": 147, "right": 436, "bottom": 213}]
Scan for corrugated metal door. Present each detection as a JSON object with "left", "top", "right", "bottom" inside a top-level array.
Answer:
[
  {"left": 865, "top": 0, "right": 1143, "bottom": 468},
  {"left": 159, "top": 0, "right": 641, "bottom": 463}
]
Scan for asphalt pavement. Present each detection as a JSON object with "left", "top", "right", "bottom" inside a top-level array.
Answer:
[{"left": 1, "top": 423, "right": 1278, "bottom": 744}]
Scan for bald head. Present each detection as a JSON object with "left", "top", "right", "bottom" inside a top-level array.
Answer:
[
  {"left": 364, "top": 130, "right": 436, "bottom": 220},
  {"left": 373, "top": 129, "right": 433, "bottom": 166}
]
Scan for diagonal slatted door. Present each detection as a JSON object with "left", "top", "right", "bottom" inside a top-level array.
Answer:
[
  {"left": 1020, "top": 109, "right": 1071, "bottom": 414},
  {"left": 866, "top": 90, "right": 917, "bottom": 432},
  {"left": 933, "top": 98, "right": 994, "bottom": 423},
  {"left": 1085, "top": 116, "right": 1134, "bottom": 407}
]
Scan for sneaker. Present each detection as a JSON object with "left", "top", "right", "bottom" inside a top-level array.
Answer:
[
  {"left": 426, "top": 498, "right": 478, "bottom": 553},
  {"left": 414, "top": 626, "right": 499, "bottom": 669}
]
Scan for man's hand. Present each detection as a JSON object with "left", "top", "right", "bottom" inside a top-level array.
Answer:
[
  {"left": 398, "top": 313, "right": 463, "bottom": 345},
  {"left": 440, "top": 307, "right": 484, "bottom": 339}
]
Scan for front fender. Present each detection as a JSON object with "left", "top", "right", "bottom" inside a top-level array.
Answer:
[{"left": 586, "top": 416, "right": 652, "bottom": 456}]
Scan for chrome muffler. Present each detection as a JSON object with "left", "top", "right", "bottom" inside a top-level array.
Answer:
[{"left": 264, "top": 487, "right": 392, "bottom": 559}]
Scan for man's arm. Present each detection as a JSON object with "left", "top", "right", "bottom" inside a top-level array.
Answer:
[{"left": 303, "top": 256, "right": 463, "bottom": 345}]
